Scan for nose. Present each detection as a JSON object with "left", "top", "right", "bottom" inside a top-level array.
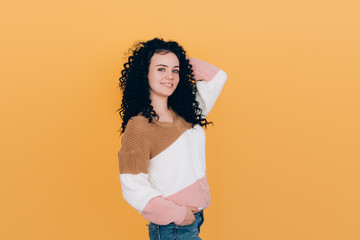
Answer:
[{"left": 166, "top": 71, "right": 174, "bottom": 80}]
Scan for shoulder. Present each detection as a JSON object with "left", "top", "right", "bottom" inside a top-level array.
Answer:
[
  {"left": 121, "top": 115, "right": 153, "bottom": 148},
  {"left": 123, "top": 115, "right": 149, "bottom": 135},
  {"left": 128, "top": 115, "right": 148, "bottom": 124}
]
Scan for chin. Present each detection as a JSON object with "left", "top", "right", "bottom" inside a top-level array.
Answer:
[
  {"left": 161, "top": 89, "right": 176, "bottom": 97},
  {"left": 150, "top": 89, "right": 176, "bottom": 99}
]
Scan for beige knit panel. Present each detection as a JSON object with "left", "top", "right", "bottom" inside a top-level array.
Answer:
[
  {"left": 118, "top": 115, "right": 193, "bottom": 174},
  {"left": 118, "top": 116, "right": 151, "bottom": 174},
  {"left": 148, "top": 122, "right": 192, "bottom": 159},
  {"left": 118, "top": 148, "right": 149, "bottom": 174}
]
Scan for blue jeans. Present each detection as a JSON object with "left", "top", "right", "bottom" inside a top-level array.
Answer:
[{"left": 148, "top": 210, "right": 204, "bottom": 240}]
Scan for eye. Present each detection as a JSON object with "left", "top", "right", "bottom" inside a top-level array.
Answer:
[
  {"left": 173, "top": 69, "right": 179, "bottom": 73},
  {"left": 158, "top": 68, "right": 165, "bottom": 72}
]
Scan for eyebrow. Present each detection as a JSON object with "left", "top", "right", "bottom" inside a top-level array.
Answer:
[{"left": 156, "top": 64, "right": 179, "bottom": 68}]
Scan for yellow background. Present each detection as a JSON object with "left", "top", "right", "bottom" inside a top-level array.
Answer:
[{"left": 1, "top": 0, "right": 359, "bottom": 239}]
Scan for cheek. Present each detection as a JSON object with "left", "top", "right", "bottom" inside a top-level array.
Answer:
[
  {"left": 147, "top": 72, "right": 158, "bottom": 86},
  {"left": 174, "top": 79, "right": 180, "bottom": 88}
]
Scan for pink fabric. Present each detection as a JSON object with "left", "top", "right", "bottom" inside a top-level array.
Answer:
[
  {"left": 141, "top": 196, "right": 187, "bottom": 225},
  {"left": 188, "top": 57, "right": 220, "bottom": 82},
  {"left": 141, "top": 176, "right": 210, "bottom": 225},
  {"left": 167, "top": 176, "right": 210, "bottom": 208}
]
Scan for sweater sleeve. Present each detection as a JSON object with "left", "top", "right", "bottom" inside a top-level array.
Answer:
[
  {"left": 118, "top": 117, "right": 187, "bottom": 225},
  {"left": 188, "top": 57, "right": 227, "bottom": 117}
]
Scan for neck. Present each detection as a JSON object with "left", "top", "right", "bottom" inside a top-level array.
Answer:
[{"left": 149, "top": 94, "right": 171, "bottom": 114}]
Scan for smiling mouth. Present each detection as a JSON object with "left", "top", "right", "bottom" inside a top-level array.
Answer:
[{"left": 161, "top": 83, "right": 173, "bottom": 87}]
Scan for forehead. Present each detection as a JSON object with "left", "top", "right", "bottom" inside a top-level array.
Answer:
[{"left": 150, "top": 52, "right": 179, "bottom": 66}]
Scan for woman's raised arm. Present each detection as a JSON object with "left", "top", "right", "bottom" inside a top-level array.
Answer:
[{"left": 188, "top": 57, "right": 227, "bottom": 117}]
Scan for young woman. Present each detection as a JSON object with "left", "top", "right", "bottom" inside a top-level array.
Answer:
[{"left": 117, "top": 37, "right": 227, "bottom": 239}]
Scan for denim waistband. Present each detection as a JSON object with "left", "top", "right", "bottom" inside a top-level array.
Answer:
[
  {"left": 148, "top": 210, "right": 205, "bottom": 239},
  {"left": 148, "top": 210, "right": 204, "bottom": 226},
  {"left": 194, "top": 210, "right": 204, "bottom": 217}
]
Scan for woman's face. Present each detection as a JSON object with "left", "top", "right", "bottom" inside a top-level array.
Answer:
[{"left": 147, "top": 51, "right": 180, "bottom": 100}]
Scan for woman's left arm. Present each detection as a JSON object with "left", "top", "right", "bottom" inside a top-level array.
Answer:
[{"left": 187, "top": 57, "right": 227, "bottom": 117}]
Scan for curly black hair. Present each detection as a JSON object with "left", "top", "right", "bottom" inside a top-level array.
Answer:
[{"left": 117, "top": 37, "right": 213, "bottom": 135}]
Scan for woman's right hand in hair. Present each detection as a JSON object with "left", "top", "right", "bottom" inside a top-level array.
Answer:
[{"left": 178, "top": 206, "right": 198, "bottom": 226}]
